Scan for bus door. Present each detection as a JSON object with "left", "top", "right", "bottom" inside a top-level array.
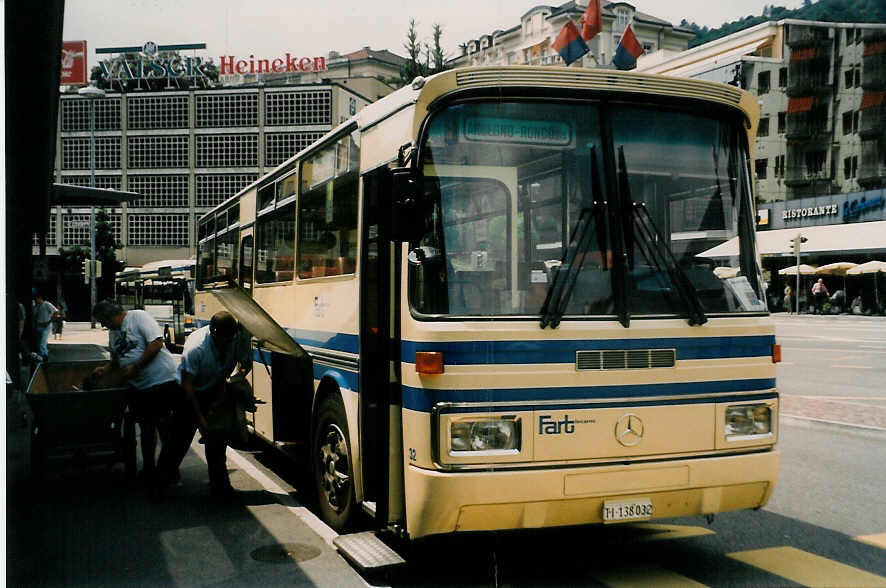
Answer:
[
  {"left": 238, "top": 229, "right": 255, "bottom": 294},
  {"left": 204, "top": 283, "right": 312, "bottom": 444},
  {"left": 358, "top": 167, "right": 398, "bottom": 525}
]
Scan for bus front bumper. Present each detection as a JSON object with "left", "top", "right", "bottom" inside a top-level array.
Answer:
[{"left": 404, "top": 449, "right": 779, "bottom": 539}]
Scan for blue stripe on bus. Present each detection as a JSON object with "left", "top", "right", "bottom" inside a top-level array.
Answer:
[
  {"left": 290, "top": 329, "right": 359, "bottom": 354},
  {"left": 401, "top": 335, "right": 775, "bottom": 365},
  {"left": 401, "top": 378, "right": 777, "bottom": 413},
  {"left": 435, "top": 392, "right": 779, "bottom": 414}
]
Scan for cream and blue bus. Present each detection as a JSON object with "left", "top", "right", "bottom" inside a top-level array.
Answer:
[
  {"left": 194, "top": 66, "right": 779, "bottom": 561},
  {"left": 115, "top": 259, "right": 196, "bottom": 344}
]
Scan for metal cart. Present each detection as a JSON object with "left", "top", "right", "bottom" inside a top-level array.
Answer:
[{"left": 26, "top": 357, "right": 136, "bottom": 479}]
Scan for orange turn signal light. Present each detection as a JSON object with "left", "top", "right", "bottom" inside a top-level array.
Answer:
[
  {"left": 772, "top": 343, "right": 781, "bottom": 363},
  {"left": 416, "top": 351, "right": 444, "bottom": 375}
]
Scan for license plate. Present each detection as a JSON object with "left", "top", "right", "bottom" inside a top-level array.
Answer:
[{"left": 602, "top": 498, "right": 654, "bottom": 523}]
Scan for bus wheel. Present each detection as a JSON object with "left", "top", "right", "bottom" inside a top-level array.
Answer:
[{"left": 312, "top": 395, "right": 354, "bottom": 531}]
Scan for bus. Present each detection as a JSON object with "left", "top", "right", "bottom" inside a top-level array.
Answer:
[
  {"left": 115, "top": 259, "right": 196, "bottom": 344},
  {"left": 194, "top": 66, "right": 778, "bottom": 556}
]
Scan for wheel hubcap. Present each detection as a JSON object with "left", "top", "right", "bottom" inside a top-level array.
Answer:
[{"left": 318, "top": 424, "right": 350, "bottom": 512}]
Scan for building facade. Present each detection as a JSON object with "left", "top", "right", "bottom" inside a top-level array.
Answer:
[
  {"left": 38, "top": 82, "right": 370, "bottom": 267},
  {"left": 638, "top": 19, "right": 886, "bottom": 205},
  {"left": 448, "top": 1, "right": 693, "bottom": 70},
  {"left": 222, "top": 47, "right": 406, "bottom": 101},
  {"left": 638, "top": 20, "right": 886, "bottom": 311}
]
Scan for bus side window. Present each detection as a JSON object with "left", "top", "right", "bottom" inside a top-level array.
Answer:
[
  {"left": 255, "top": 204, "right": 295, "bottom": 284},
  {"left": 197, "top": 236, "right": 215, "bottom": 286},
  {"left": 239, "top": 235, "right": 254, "bottom": 289},
  {"left": 298, "top": 132, "right": 360, "bottom": 279}
]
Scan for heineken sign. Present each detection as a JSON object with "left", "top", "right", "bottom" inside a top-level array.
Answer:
[{"left": 96, "top": 41, "right": 327, "bottom": 84}]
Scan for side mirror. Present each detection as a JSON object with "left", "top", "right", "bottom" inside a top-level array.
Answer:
[{"left": 391, "top": 167, "right": 424, "bottom": 243}]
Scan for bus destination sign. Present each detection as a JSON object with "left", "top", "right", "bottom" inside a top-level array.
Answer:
[{"left": 464, "top": 117, "right": 572, "bottom": 146}]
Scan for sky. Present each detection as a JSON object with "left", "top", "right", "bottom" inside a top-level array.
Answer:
[{"left": 63, "top": 0, "right": 806, "bottom": 67}]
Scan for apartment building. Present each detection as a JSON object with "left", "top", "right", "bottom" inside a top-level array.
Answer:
[{"left": 448, "top": 1, "right": 693, "bottom": 70}]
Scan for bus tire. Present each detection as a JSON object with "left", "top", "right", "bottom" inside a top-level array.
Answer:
[{"left": 312, "top": 393, "right": 354, "bottom": 532}]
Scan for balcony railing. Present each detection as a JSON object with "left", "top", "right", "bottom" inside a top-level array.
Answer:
[
  {"left": 787, "top": 54, "right": 832, "bottom": 95},
  {"left": 786, "top": 106, "right": 831, "bottom": 141},
  {"left": 858, "top": 139, "right": 885, "bottom": 188},
  {"left": 787, "top": 25, "right": 832, "bottom": 47},
  {"left": 860, "top": 104, "right": 885, "bottom": 139},
  {"left": 861, "top": 28, "right": 886, "bottom": 43},
  {"left": 862, "top": 44, "right": 886, "bottom": 90}
]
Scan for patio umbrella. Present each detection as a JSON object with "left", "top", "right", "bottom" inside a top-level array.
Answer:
[
  {"left": 815, "top": 262, "right": 858, "bottom": 297},
  {"left": 845, "top": 260, "right": 886, "bottom": 275},
  {"left": 779, "top": 264, "right": 816, "bottom": 313},
  {"left": 713, "top": 266, "right": 739, "bottom": 279},
  {"left": 778, "top": 264, "right": 817, "bottom": 276},
  {"left": 847, "top": 261, "right": 886, "bottom": 310}
]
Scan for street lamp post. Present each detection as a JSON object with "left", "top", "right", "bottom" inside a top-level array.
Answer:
[
  {"left": 790, "top": 233, "right": 808, "bottom": 315},
  {"left": 78, "top": 84, "right": 106, "bottom": 328}
]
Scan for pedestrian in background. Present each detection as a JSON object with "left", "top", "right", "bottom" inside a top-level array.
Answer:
[
  {"left": 33, "top": 292, "right": 58, "bottom": 362},
  {"left": 91, "top": 300, "right": 181, "bottom": 482},
  {"left": 52, "top": 298, "right": 67, "bottom": 340},
  {"left": 784, "top": 284, "right": 793, "bottom": 315},
  {"left": 161, "top": 311, "right": 251, "bottom": 498},
  {"left": 811, "top": 278, "right": 829, "bottom": 314}
]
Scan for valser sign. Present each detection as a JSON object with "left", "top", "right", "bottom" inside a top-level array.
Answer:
[{"left": 96, "top": 41, "right": 327, "bottom": 84}]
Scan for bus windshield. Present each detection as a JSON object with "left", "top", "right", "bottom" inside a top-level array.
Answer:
[{"left": 413, "top": 100, "right": 766, "bottom": 320}]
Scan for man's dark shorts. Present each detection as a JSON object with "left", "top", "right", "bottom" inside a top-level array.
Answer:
[{"left": 128, "top": 380, "right": 181, "bottom": 423}]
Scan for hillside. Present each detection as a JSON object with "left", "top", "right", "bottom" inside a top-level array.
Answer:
[{"left": 684, "top": 0, "right": 886, "bottom": 48}]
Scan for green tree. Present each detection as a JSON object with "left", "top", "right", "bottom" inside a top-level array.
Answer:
[
  {"left": 687, "top": 0, "right": 886, "bottom": 48},
  {"left": 430, "top": 23, "right": 447, "bottom": 74},
  {"left": 400, "top": 19, "right": 426, "bottom": 85},
  {"left": 399, "top": 20, "right": 450, "bottom": 87},
  {"left": 58, "top": 208, "right": 124, "bottom": 301}
]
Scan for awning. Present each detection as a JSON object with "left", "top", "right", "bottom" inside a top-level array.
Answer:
[
  {"left": 863, "top": 40, "right": 886, "bottom": 57},
  {"left": 51, "top": 183, "right": 141, "bottom": 206},
  {"left": 861, "top": 91, "right": 885, "bottom": 110},
  {"left": 787, "top": 96, "right": 815, "bottom": 114},
  {"left": 701, "top": 220, "right": 886, "bottom": 258},
  {"left": 790, "top": 47, "right": 816, "bottom": 62}
]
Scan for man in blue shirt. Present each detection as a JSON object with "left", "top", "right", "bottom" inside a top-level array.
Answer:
[
  {"left": 92, "top": 300, "right": 181, "bottom": 481},
  {"left": 33, "top": 292, "right": 58, "bottom": 362},
  {"left": 162, "top": 311, "right": 251, "bottom": 497}
]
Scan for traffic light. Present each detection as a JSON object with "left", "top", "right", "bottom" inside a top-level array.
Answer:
[
  {"left": 82, "top": 259, "right": 91, "bottom": 283},
  {"left": 95, "top": 260, "right": 102, "bottom": 278},
  {"left": 790, "top": 235, "right": 808, "bottom": 255}
]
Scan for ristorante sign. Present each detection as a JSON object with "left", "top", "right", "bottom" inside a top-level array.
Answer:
[{"left": 95, "top": 41, "right": 327, "bottom": 84}]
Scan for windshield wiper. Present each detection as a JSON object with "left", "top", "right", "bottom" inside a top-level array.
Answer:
[
  {"left": 539, "top": 148, "right": 608, "bottom": 329},
  {"left": 618, "top": 147, "right": 707, "bottom": 326}
]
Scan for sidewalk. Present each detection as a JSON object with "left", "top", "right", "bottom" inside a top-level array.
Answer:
[{"left": 5, "top": 323, "right": 364, "bottom": 586}]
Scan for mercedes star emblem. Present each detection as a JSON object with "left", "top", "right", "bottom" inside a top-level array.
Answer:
[{"left": 615, "top": 413, "right": 644, "bottom": 447}]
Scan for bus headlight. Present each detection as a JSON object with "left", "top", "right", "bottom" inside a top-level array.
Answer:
[
  {"left": 450, "top": 418, "right": 521, "bottom": 452},
  {"left": 725, "top": 404, "right": 771, "bottom": 438}
]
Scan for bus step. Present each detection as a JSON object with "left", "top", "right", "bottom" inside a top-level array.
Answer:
[{"left": 333, "top": 531, "right": 405, "bottom": 571}]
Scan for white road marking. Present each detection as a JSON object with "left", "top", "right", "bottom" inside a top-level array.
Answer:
[
  {"left": 830, "top": 365, "right": 875, "bottom": 369},
  {"left": 780, "top": 414, "right": 886, "bottom": 432},
  {"left": 785, "top": 395, "right": 886, "bottom": 401},
  {"left": 189, "top": 438, "right": 341, "bottom": 547},
  {"left": 225, "top": 446, "right": 341, "bottom": 547}
]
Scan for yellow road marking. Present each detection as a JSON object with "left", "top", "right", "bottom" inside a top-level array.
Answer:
[
  {"left": 856, "top": 533, "right": 886, "bottom": 550},
  {"left": 629, "top": 523, "right": 716, "bottom": 542},
  {"left": 594, "top": 564, "right": 708, "bottom": 587},
  {"left": 729, "top": 546, "right": 886, "bottom": 587}
]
